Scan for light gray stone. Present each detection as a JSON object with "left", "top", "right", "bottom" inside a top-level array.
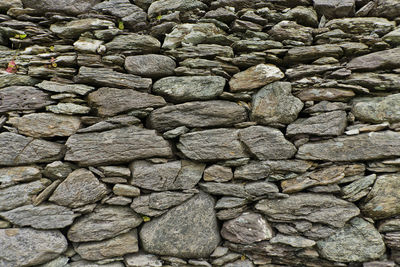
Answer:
[
  {"left": 147, "top": 0, "right": 207, "bottom": 18},
  {"left": 326, "top": 17, "right": 395, "bottom": 36},
  {"left": 125, "top": 54, "right": 175, "bottom": 78},
  {"left": 203, "top": 165, "right": 233, "bottom": 182},
  {"left": 37, "top": 80, "right": 95, "bottom": 96},
  {"left": 43, "top": 161, "right": 73, "bottom": 180},
  {"left": 199, "top": 182, "right": 248, "bottom": 198},
  {"left": 353, "top": 94, "right": 400, "bottom": 123},
  {"left": 50, "top": 18, "right": 114, "bottom": 38},
  {"left": 165, "top": 44, "right": 234, "bottom": 60},
  {"left": 105, "top": 34, "right": 160, "bottom": 53},
  {"left": 270, "top": 234, "right": 316, "bottom": 248},
  {"left": 370, "top": 0, "right": 400, "bottom": 20},
  {"left": 344, "top": 73, "right": 400, "bottom": 91},
  {"left": 113, "top": 184, "right": 140, "bottom": 197},
  {"left": 46, "top": 103, "right": 90, "bottom": 115},
  {"left": 0, "top": 166, "right": 41, "bottom": 188},
  {"left": 347, "top": 48, "right": 400, "bottom": 71},
  {"left": 124, "top": 252, "right": 162, "bottom": 267}
]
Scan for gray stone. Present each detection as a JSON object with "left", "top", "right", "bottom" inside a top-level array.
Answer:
[
  {"left": 378, "top": 219, "right": 400, "bottom": 233},
  {"left": 152, "top": 76, "right": 226, "bottom": 103},
  {"left": 113, "top": 184, "right": 140, "bottom": 197},
  {"left": 370, "top": 0, "right": 400, "bottom": 19},
  {"left": 353, "top": 94, "right": 400, "bottom": 123},
  {"left": 124, "top": 252, "right": 162, "bottom": 267},
  {"left": 165, "top": 44, "right": 234, "bottom": 61},
  {"left": 317, "top": 217, "right": 385, "bottom": 262},
  {"left": 33, "top": 180, "right": 62, "bottom": 207},
  {"left": 0, "top": 132, "right": 64, "bottom": 166},
  {"left": 295, "top": 88, "right": 355, "bottom": 102},
  {"left": 221, "top": 212, "right": 273, "bottom": 244},
  {"left": 105, "top": 34, "right": 160, "bottom": 54},
  {"left": 49, "top": 169, "right": 107, "bottom": 208},
  {"left": 232, "top": 40, "right": 283, "bottom": 52},
  {"left": 148, "top": 101, "right": 247, "bottom": 132},
  {"left": 21, "top": 0, "right": 101, "bottom": 15},
  {"left": 38, "top": 256, "right": 69, "bottom": 267},
  {"left": 314, "top": 0, "right": 355, "bottom": 18},
  {"left": 46, "top": 103, "right": 90, "bottom": 115},
  {"left": 74, "top": 230, "right": 138, "bottom": 261},
  {"left": 0, "top": 228, "right": 67, "bottom": 267},
  {"left": 163, "top": 126, "right": 189, "bottom": 139},
  {"left": 229, "top": 64, "right": 284, "bottom": 92},
  {"left": 200, "top": 182, "right": 248, "bottom": 198},
  {"left": 65, "top": 126, "right": 172, "bottom": 166},
  {"left": 255, "top": 193, "right": 360, "bottom": 227},
  {"left": 284, "top": 44, "right": 343, "bottom": 64},
  {"left": 69, "top": 260, "right": 124, "bottom": 267},
  {"left": 270, "top": 234, "right": 316, "bottom": 248},
  {"left": 0, "top": 0, "right": 22, "bottom": 11},
  {"left": 344, "top": 73, "right": 400, "bottom": 91},
  {"left": 68, "top": 205, "right": 142, "bottom": 242},
  {"left": 269, "top": 20, "right": 313, "bottom": 45},
  {"left": 0, "top": 86, "right": 53, "bottom": 113},
  {"left": 285, "top": 6, "right": 318, "bottom": 27},
  {"left": 130, "top": 160, "right": 205, "bottom": 191},
  {"left": 203, "top": 165, "right": 233, "bottom": 182},
  {"left": 50, "top": 18, "right": 114, "bottom": 39},
  {"left": 326, "top": 17, "right": 395, "bottom": 36},
  {"left": 147, "top": 0, "right": 207, "bottom": 18},
  {"left": 296, "top": 131, "right": 400, "bottom": 161},
  {"left": 286, "top": 64, "right": 342, "bottom": 79},
  {"left": 383, "top": 28, "right": 400, "bottom": 46},
  {"left": 140, "top": 192, "right": 220, "bottom": 258},
  {"left": 0, "top": 74, "right": 38, "bottom": 88},
  {"left": 125, "top": 55, "right": 175, "bottom": 78},
  {"left": 251, "top": 82, "right": 303, "bottom": 125},
  {"left": 0, "top": 166, "right": 41, "bottom": 188},
  {"left": 37, "top": 80, "right": 95, "bottom": 96},
  {"left": 234, "top": 161, "right": 271, "bottom": 181},
  {"left": 304, "top": 101, "right": 349, "bottom": 114},
  {"left": 43, "top": 161, "right": 73, "bottom": 180},
  {"left": 342, "top": 174, "right": 376, "bottom": 202},
  {"left": 98, "top": 166, "right": 130, "bottom": 178},
  {"left": 223, "top": 259, "right": 254, "bottom": 267},
  {"left": 215, "top": 197, "right": 247, "bottom": 209},
  {"left": 287, "top": 111, "right": 347, "bottom": 137},
  {"left": 347, "top": 48, "right": 400, "bottom": 71},
  {"left": 244, "top": 181, "right": 280, "bottom": 197},
  {"left": 9, "top": 113, "right": 81, "bottom": 138},
  {"left": 88, "top": 87, "right": 166, "bottom": 117},
  {"left": 0, "top": 204, "right": 78, "bottom": 229}
]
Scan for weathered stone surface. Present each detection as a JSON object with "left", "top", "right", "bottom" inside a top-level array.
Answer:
[
  {"left": 46, "top": 103, "right": 90, "bottom": 115},
  {"left": 43, "top": 161, "right": 73, "bottom": 180},
  {"left": 296, "top": 131, "right": 400, "bottom": 161},
  {"left": 36, "top": 80, "right": 95, "bottom": 96},
  {"left": 232, "top": 40, "right": 283, "bottom": 52},
  {"left": 68, "top": 205, "right": 142, "bottom": 242},
  {"left": 347, "top": 48, "right": 400, "bottom": 71},
  {"left": 74, "top": 230, "right": 138, "bottom": 261},
  {"left": 0, "top": 166, "right": 41, "bottom": 187},
  {"left": 140, "top": 192, "right": 220, "bottom": 258},
  {"left": 125, "top": 55, "right": 175, "bottom": 78},
  {"left": 361, "top": 174, "right": 400, "bottom": 220},
  {"left": 51, "top": 18, "right": 113, "bottom": 39},
  {"left": 166, "top": 44, "right": 234, "bottom": 60},
  {"left": 317, "top": 217, "right": 385, "bottom": 262},
  {"left": 9, "top": 113, "right": 81, "bottom": 138},
  {"left": 106, "top": 34, "right": 160, "bottom": 53},
  {"left": 269, "top": 21, "right": 313, "bottom": 45},
  {"left": 0, "top": 86, "right": 53, "bottom": 113},
  {"left": 75, "top": 67, "right": 152, "bottom": 90},
  {"left": 88, "top": 87, "right": 166, "bottom": 117},
  {"left": 270, "top": 234, "right": 316, "bottom": 248},
  {"left": 295, "top": 88, "right": 355, "bottom": 101},
  {"left": 383, "top": 28, "right": 400, "bottom": 46},
  {"left": 313, "top": 0, "right": 355, "bottom": 18},
  {"left": 199, "top": 182, "right": 247, "bottom": 198},
  {"left": 239, "top": 126, "right": 297, "bottom": 160},
  {"left": 378, "top": 219, "right": 400, "bottom": 233},
  {"left": 65, "top": 126, "right": 172, "bottom": 166},
  {"left": 0, "top": 204, "right": 78, "bottom": 229},
  {"left": 352, "top": 94, "right": 400, "bottom": 123},
  {"left": 284, "top": 45, "right": 343, "bottom": 64},
  {"left": 152, "top": 76, "right": 226, "bottom": 103},
  {"left": 148, "top": 101, "right": 247, "bottom": 132},
  {"left": 203, "top": 165, "right": 233, "bottom": 182},
  {"left": 21, "top": 0, "right": 101, "bottom": 15},
  {"left": 342, "top": 174, "right": 376, "bottom": 202},
  {"left": 0, "top": 228, "right": 67, "bottom": 267},
  {"left": 251, "top": 82, "right": 303, "bottom": 125},
  {"left": 0, "top": 74, "right": 38, "bottom": 88},
  {"left": 255, "top": 193, "right": 359, "bottom": 227},
  {"left": 0, "top": 0, "right": 22, "bottom": 11},
  {"left": 221, "top": 212, "right": 273, "bottom": 244},
  {"left": 215, "top": 197, "right": 247, "bottom": 209},
  {"left": 124, "top": 252, "right": 162, "bottom": 267},
  {"left": 229, "top": 64, "right": 284, "bottom": 92},
  {"left": 344, "top": 73, "right": 400, "bottom": 91},
  {"left": 113, "top": 184, "right": 140, "bottom": 197},
  {"left": 49, "top": 169, "right": 107, "bottom": 208},
  {"left": 369, "top": 0, "right": 400, "bottom": 19},
  {"left": 130, "top": 160, "right": 205, "bottom": 191},
  {"left": 0, "top": 132, "right": 64, "bottom": 166},
  {"left": 147, "top": 0, "right": 207, "bottom": 18},
  {"left": 326, "top": 17, "right": 395, "bottom": 35},
  {"left": 287, "top": 111, "right": 347, "bottom": 137},
  {"left": 286, "top": 64, "right": 342, "bottom": 79}
]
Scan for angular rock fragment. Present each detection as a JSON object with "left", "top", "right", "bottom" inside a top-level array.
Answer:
[
  {"left": 270, "top": 234, "right": 316, "bottom": 248},
  {"left": 284, "top": 45, "right": 343, "bottom": 64},
  {"left": 344, "top": 73, "right": 400, "bottom": 91},
  {"left": 269, "top": 21, "right": 313, "bottom": 45},
  {"left": 203, "top": 165, "right": 233, "bottom": 182},
  {"left": 0, "top": 86, "right": 53, "bottom": 113},
  {"left": 46, "top": 103, "right": 90, "bottom": 115},
  {"left": 347, "top": 48, "right": 400, "bottom": 71},
  {"left": 342, "top": 174, "right": 376, "bottom": 202},
  {"left": 369, "top": 0, "right": 400, "bottom": 19},
  {"left": 352, "top": 94, "right": 400, "bottom": 123},
  {"left": 125, "top": 54, "right": 175, "bottom": 78},
  {"left": 0, "top": 74, "right": 38, "bottom": 88},
  {"left": 295, "top": 88, "right": 355, "bottom": 101},
  {"left": 313, "top": 0, "right": 355, "bottom": 18},
  {"left": 0, "top": 166, "right": 41, "bottom": 187},
  {"left": 105, "top": 34, "right": 160, "bottom": 54},
  {"left": 124, "top": 252, "right": 162, "bottom": 267},
  {"left": 50, "top": 18, "right": 114, "bottom": 39},
  {"left": 326, "top": 17, "right": 395, "bottom": 36},
  {"left": 166, "top": 44, "right": 234, "bottom": 60},
  {"left": 147, "top": 0, "right": 207, "bottom": 18}
]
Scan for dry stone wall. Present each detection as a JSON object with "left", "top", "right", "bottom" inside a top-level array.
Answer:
[{"left": 0, "top": 0, "right": 400, "bottom": 266}]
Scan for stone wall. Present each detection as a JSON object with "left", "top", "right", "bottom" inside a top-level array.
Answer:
[{"left": 0, "top": 0, "right": 400, "bottom": 266}]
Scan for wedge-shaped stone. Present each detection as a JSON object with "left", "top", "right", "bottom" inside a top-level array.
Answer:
[
  {"left": 130, "top": 160, "right": 205, "bottom": 191},
  {"left": 370, "top": 0, "right": 400, "bottom": 20},
  {"left": 284, "top": 44, "right": 343, "bottom": 64},
  {"left": 0, "top": 86, "right": 53, "bottom": 113},
  {"left": 36, "top": 80, "right": 95, "bottom": 95},
  {"left": 49, "top": 169, "right": 107, "bottom": 208},
  {"left": 74, "top": 230, "right": 138, "bottom": 261},
  {"left": 88, "top": 87, "right": 166, "bottom": 117},
  {"left": 65, "top": 126, "right": 173, "bottom": 166},
  {"left": 74, "top": 67, "right": 152, "bottom": 90},
  {"left": 8, "top": 113, "right": 81, "bottom": 138},
  {"left": 152, "top": 76, "right": 225, "bottom": 103},
  {"left": 347, "top": 48, "right": 400, "bottom": 71},
  {"left": 0, "top": 228, "right": 67, "bottom": 267},
  {"left": 68, "top": 205, "right": 142, "bottom": 242},
  {"left": 140, "top": 192, "right": 220, "bottom": 258},
  {"left": 296, "top": 131, "right": 400, "bottom": 162},
  {"left": 326, "top": 17, "right": 395, "bottom": 36},
  {"left": 317, "top": 217, "right": 385, "bottom": 262},
  {"left": 0, "top": 204, "right": 78, "bottom": 229},
  {"left": 342, "top": 174, "right": 376, "bottom": 202},
  {"left": 255, "top": 193, "right": 360, "bottom": 227},
  {"left": 50, "top": 18, "right": 114, "bottom": 38},
  {"left": 0, "top": 132, "right": 64, "bottom": 166},
  {"left": 352, "top": 94, "right": 400, "bottom": 123},
  {"left": 287, "top": 110, "right": 347, "bottom": 137},
  {"left": 148, "top": 101, "right": 247, "bottom": 132},
  {"left": 105, "top": 34, "right": 160, "bottom": 53}
]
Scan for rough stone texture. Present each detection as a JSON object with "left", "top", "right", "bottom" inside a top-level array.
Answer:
[
  {"left": 313, "top": 0, "right": 355, "bottom": 18},
  {"left": 125, "top": 55, "right": 175, "bottom": 78},
  {"left": 344, "top": 72, "right": 400, "bottom": 91},
  {"left": 352, "top": 94, "right": 400, "bottom": 123},
  {"left": 148, "top": 101, "right": 248, "bottom": 132},
  {"left": 0, "top": 86, "right": 53, "bottom": 113},
  {"left": 140, "top": 192, "right": 220, "bottom": 258},
  {"left": 124, "top": 252, "right": 163, "bottom": 267},
  {"left": 152, "top": 76, "right": 226, "bottom": 103},
  {"left": 147, "top": 0, "right": 207, "bottom": 18},
  {"left": 65, "top": 126, "right": 172, "bottom": 166},
  {"left": 37, "top": 80, "right": 95, "bottom": 95},
  {"left": 21, "top": 0, "right": 101, "bottom": 15},
  {"left": 326, "top": 17, "right": 395, "bottom": 36},
  {"left": 317, "top": 217, "right": 386, "bottom": 262},
  {"left": 105, "top": 34, "right": 160, "bottom": 53},
  {"left": 347, "top": 48, "right": 400, "bottom": 71},
  {"left": 50, "top": 19, "right": 114, "bottom": 39},
  {"left": 0, "top": 166, "right": 41, "bottom": 187},
  {"left": 268, "top": 21, "right": 313, "bottom": 45},
  {"left": 0, "top": 228, "right": 67, "bottom": 267},
  {"left": 284, "top": 45, "right": 343, "bottom": 64}
]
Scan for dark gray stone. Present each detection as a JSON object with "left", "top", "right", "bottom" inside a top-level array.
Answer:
[
  {"left": 105, "top": 34, "right": 160, "bottom": 54},
  {"left": 21, "top": 0, "right": 101, "bottom": 15},
  {"left": 125, "top": 55, "right": 175, "bottom": 78},
  {"left": 0, "top": 86, "right": 53, "bottom": 113},
  {"left": 347, "top": 48, "right": 400, "bottom": 71},
  {"left": 284, "top": 44, "right": 343, "bottom": 64}
]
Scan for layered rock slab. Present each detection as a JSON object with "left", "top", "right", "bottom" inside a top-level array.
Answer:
[
  {"left": 0, "top": 86, "right": 53, "bottom": 113},
  {"left": 352, "top": 94, "right": 400, "bottom": 123},
  {"left": 347, "top": 47, "right": 400, "bottom": 71}
]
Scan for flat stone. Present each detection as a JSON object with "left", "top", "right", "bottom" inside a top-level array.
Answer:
[
  {"left": 147, "top": 101, "right": 247, "bottom": 132},
  {"left": 49, "top": 169, "right": 107, "bottom": 208},
  {"left": 50, "top": 18, "right": 114, "bottom": 38},
  {"left": 125, "top": 54, "right": 175, "bottom": 78},
  {"left": 295, "top": 88, "right": 355, "bottom": 101},
  {"left": 113, "top": 184, "right": 140, "bottom": 197},
  {"left": 9, "top": 113, "right": 81, "bottom": 138},
  {"left": 152, "top": 76, "right": 225, "bottom": 103},
  {"left": 140, "top": 192, "right": 220, "bottom": 258},
  {"left": 284, "top": 44, "right": 343, "bottom": 64},
  {"left": 0, "top": 86, "right": 53, "bottom": 113},
  {"left": 286, "top": 64, "right": 341, "bottom": 79},
  {"left": 370, "top": 0, "right": 400, "bottom": 19},
  {"left": 221, "top": 212, "right": 273, "bottom": 244},
  {"left": 0, "top": 166, "right": 41, "bottom": 188},
  {"left": 255, "top": 193, "right": 359, "bottom": 227},
  {"left": 268, "top": 20, "right": 313, "bottom": 45},
  {"left": 98, "top": 166, "right": 130, "bottom": 178},
  {"left": 353, "top": 94, "right": 400, "bottom": 123},
  {"left": 36, "top": 80, "right": 95, "bottom": 96},
  {"left": 317, "top": 217, "right": 385, "bottom": 262},
  {"left": 124, "top": 252, "right": 162, "bottom": 267},
  {"left": 383, "top": 28, "right": 400, "bottom": 46},
  {"left": 233, "top": 161, "right": 271, "bottom": 181},
  {"left": 313, "top": 0, "right": 355, "bottom": 18},
  {"left": 0, "top": 228, "right": 67, "bottom": 267},
  {"left": 342, "top": 174, "right": 376, "bottom": 202},
  {"left": 251, "top": 81, "right": 303, "bottom": 125},
  {"left": 304, "top": 101, "right": 349, "bottom": 114},
  {"left": 229, "top": 64, "right": 284, "bottom": 92},
  {"left": 0, "top": 132, "right": 64, "bottom": 166},
  {"left": 69, "top": 260, "right": 124, "bottom": 267},
  {"left": 0, "top": 0, "right": 22, "bottom": 11},
  {"left": 68, "top": 205, "right": 142, "bottom": 242},
  {"left": 326, "top": 17, "right": 395, "bottom": 36},
  {"left": 232, "top": 40, "right": 283, "bottom": 52},
  {"left": 73, "top": 38, "right": 104, "bottom": 54},
  {"left": 215, "top": 197, "right": 247, "bottom": 209},
  {"left": 147, "top": 0, "right": 207, "bottom": 18},
  {"left": 199, "top": 182, "right": 248, "bottom": 198},
  {"left": 0, "top": 74, "right": 38, "bottom": 88},
  {"left": 46, "top": 103, "right": 90, "bottom": 115},
  {"left": 74, "top": 67, "right": 152, "bottom": 90},
  {"left": 105, "top": 34, "right": 160, "bottom": 54},
  {"left": 165, "top": 44, "right": 234, "bottom": 60},
  {"left": 244, "top": 181, "right": 280, "bottom": 197},
  {"left": 347, "top": 48, "right": 400, "bottom": 71},
  {"left": 130, "top": 160, "right": 205, "bottom": 191},
  {"left": 378, "top": 219, "right": 400, "bottom": 233},
  {"left": 287, "top": 110, "right": 347, "bottom": 137},
  {"left": 0, "top": 204, "right": 78, "bottom": 229},
  {"left": 296, "top": 131, "right": 400, "bottom": 162},
  {"left": 65, "top": 126, "right": 172, "bottom": 166},
  {"left": 203, "top": 165, "right": 233, "bottom": 182},
  {"left": 88, "top": 87, "right": 166, "bottom": 117},
  {"left": 344, "top": 73, "right": 400, "bottom": 91},
  {"left": 74, "top": 230, "right": 138, "bottom": 261},
  {"left": 270, "top": 234, "right": 316, "bottom": 248}
]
